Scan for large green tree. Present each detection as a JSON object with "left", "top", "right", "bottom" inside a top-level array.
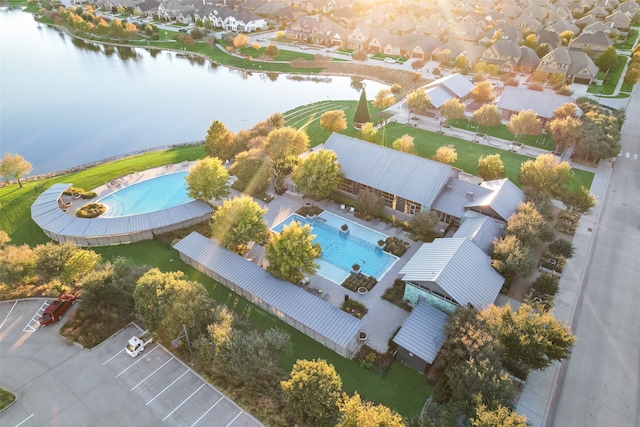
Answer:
[
  {"left": 470, "top": 81, "right": 496, "bottom": 104},
  {"left": 34, "top": 241, "right": 82, "bottom": 284},
  {"left": 265, "top": 221, "right": 321, "bottom": 284},
  {"left": 472, "top": 104, "right": 502, "bottom": 130},
  {"left": 507, "top": 109, "right": 542, "bottom": 142},
  {"left": 359, "top": 122, "right": 379, "bottom": 144},
  {"left": 353, "top": 88, "right": 371, "bottom": 126},
  {"left": 211, "top": 195, "right": 268, "bottom": 253},
  {"left": 265, "top": 126, "right": 309, "bottom": 162},
  {"left": 471, "top": 403, "right": 529, "bottom": 427},
  {"left": 405, "top": 88, "right": 431, "bottom": 116},
  {"left": 439, "top": 98, "right": 466, "bottom": 123},
  {"left": 482, "top": 304, "right": 576, "bottom": 377},
  {"left": 337, "top": 393, "right": 405, "bottom": 427},
  {"left": 392, "top": 134, "right": 415, "bottom": 153},
  {"left": 282, "top": 359, "right": 343, "bottom": 427},
  {"left": 320, "top": 110, "right": 348, "bottom": 133},
  {"left": 432, "top": 145, "right": 457, "bottom": 165},
  {"left": 562, "top": 186, "right": 596, "bottom": 214},
  {"left": 595, "top": 46, "right": 619, "bottom": 71},
  {"left": 478, "top": 154, "right": 505, "bottom": 181},
  {"left": 204, "top": 120, "right": 235, "bottom": 160},
  {"left": 491, "top": 235, "right": 535, "bottom": 281},
  {"left": 372, "top": 89, "right": 396, "bottom": 109},
  {"left": 355, "top": 189, "right": 385, "bottom": 220},
  {"left": 291, "top": 149, "right": 342, "bottom": 198},
  {"left": 505, "top": 202, "right": 547, "bottom": 246},
  {"left": 408, "top": 210, "right": 440, "bottom": 242},
  {"left": 519, "top": 153, "right": 573, "bottom": 197},
  {"left": 229, "top": 148, "right": 272, "bottom": 196},
  {"left": 547, "top": 116, "right": 583, "bottom": 153},
  {"left": 185, "top": 157, "right": 230, "bottom": 201},
  {"left": 0, "top": 153, "right": 32, "bottom": 188}
]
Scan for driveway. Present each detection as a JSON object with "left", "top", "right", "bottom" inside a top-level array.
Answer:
[{"left": 0, "top": 299, "right": 262, "bottom": 427}]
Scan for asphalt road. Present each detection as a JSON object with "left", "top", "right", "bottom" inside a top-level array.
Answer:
[{"left": 549, "top": 87, "right": 640, "bottom": 425}]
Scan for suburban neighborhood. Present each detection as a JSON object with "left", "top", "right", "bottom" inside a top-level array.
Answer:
[{"left": 1, "top": 0, "right": 640, "bottom": 426}]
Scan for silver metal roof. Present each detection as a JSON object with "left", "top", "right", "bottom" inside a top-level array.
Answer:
[
  {"left": 173, "top": 232, "right": 362, "bottom": 348},
  {"left": 31, "top": 184, "right": 212, "bottom": 240},
  {"left": 469, "top": 178, "right": 526, "bottom": 221},
  {"left": 399, "top": 238, "right": 504, "bottom": 309},
  {"left": 322, "top": 134, "right": 453, "bottom": 207},
  {"left": 423, "top": 73, "right": 475, "bottom": 99},
  {"left": 454, "top": 212, "right": 504, "bottom": 254},
  {"left": 392, "top": 298, "right": 449, "bottom": 364},
  {"left": 497, "top": 86, "right": 576, "bottom": 119},
  {"left": 431, "top": 179, "right": 493, "bottom": 219}
]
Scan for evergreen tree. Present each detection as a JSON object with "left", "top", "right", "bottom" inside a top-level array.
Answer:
[{"left": 353, "top": 88, "right": 370, "bottom": 127}]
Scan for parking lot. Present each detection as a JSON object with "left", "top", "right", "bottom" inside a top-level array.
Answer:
[{"left": 0, "top": 299, "right": 262, "bottom": 427}]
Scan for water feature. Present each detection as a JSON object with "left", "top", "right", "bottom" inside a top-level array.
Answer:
[{"left": 0, "top": 8, "right": 387, "bottom": 175}]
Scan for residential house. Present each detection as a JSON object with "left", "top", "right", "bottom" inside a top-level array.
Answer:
[
  {"left": 368, "top": 33, "right": 406, "bottom": 56},
  {"left": 616, "top": 0, "right": 639, "bottom": 16},
  {"left": 497, "top": 86, "right": 578, "bottom": 123},
  {"left": 414, "top": 16, "right": 447, "bottom": 40},
  {"left": 206, "top": 7, "right": 266, "bottom": 32},
  {"left": 568, "top": 30, "right": 614, "bottom": 54},
  {"left": 510, "top": 14, "right": 543, "bottom": 32},
  {"left": 535, "top": 29, "right": 563, "bottom": 49},
  {"left": 583, "top": 21, "right": 619, "bottom": 37},
  {"left": 545, "top": 19, "right": 580, "bottom": 35},
  {"left": 383, "top": 14, "right": 419, "bottom": 36},
  {"left": 421, "top": 72, "right": 475, "bottom": 109},
  {"left": 536, "top": 46, "right": 598, "bottom": 84},
  {"left": 409, "top": 35, "right": 441, "bottom": 59},
  {"left": 480, "top": 39, "right": 522, "bottom": 74},
  {"left": 286, "top": 16, "right": 346, "bottom": 45},
  {"left": 348, "top": 24, "right": 373, "bottom": 51},
  {"left": 517, "top": 46, "right": 541, "bottom": 73},
  {"left": 444, "top": 16, "right": 485, "bottom": 43},
  {"left": 133, "top": 0, "right": 159, "bottom": 17},
  {"left": 588, "top": 6, "right": 610, "bottom": 19},
  {"left": 605, "top": 10, "right": 632, "bottom": 34},
  {"left": 431, "top": 40, "right": 485, "bottom": 66}
]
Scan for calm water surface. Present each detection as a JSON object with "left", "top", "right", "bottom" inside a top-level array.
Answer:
[{"left": 0, "top": 8, "right": 386, "bottom": 175}]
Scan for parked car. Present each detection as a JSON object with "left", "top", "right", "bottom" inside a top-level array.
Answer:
[
  {"left": 299, "top": 45, "right": 309, "bottom": 50},
  {"left": 384, "top": 57, "right": 396, "bottom": 64},
  {"left": 39, "top": 294, "right": 76, "bottom": 327}
]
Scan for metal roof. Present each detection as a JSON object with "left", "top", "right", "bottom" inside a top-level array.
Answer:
[
  {"left": 453, "top": 212, "right": 504, "bottom": 254},
  {"left": 399, "top": 238, "right": 504, "bottom": 309},
  {"left": 497, "top": 86, "right": 576, "bottom": 119},
  {"left": 31, "top": 184, "right": 212, "bottom": 240},
  {"left": 469, "top": 178, "right": 526, "bottom": 221},
  {"left": 431, "top": 179, "right": 493, "bottom": 219},
  {"left": 393, "top": 298, "right": 449, "bottom": 364},
  {"left": 173, "top": 232, "right": 362, "bottom": 348},
  {"left": 423, "top": 73, "right": 475, "bottom": 99},
  {"left": 322, "top": 134, "right": 453, "bottom": 208}
]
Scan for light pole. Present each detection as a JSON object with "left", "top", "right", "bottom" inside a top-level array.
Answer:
[{"left": 172, "top": 324, "right": 193, "bottom": 360}]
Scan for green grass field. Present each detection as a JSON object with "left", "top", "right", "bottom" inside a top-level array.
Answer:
[{"left": 587, "top": 55, "right": 629, "bottom": 95}]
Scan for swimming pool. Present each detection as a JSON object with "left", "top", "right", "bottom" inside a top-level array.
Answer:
[
  {"left": 98, "top": 172, "right": 193, "bottom": 217},
  {"left": 271, "top": 212, "right": 397, "bottom": 284}
]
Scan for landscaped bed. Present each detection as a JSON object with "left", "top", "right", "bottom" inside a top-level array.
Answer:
[
  {"left": 342, "top": 273, "right": 377, "bottom": 293},
  {"left": 382, "top": 279, "right": 412, "bottom": 311},
  {"left": 341, "top": 299, "right": 368, "bottom": 319}
]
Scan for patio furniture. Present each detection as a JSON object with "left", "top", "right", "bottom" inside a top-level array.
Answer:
[
  {"left": 349, "top": 207, "right": 355, "bottom": 213},
  {"left": 340, "top": 204, "right": 346, "bottom": 211}
]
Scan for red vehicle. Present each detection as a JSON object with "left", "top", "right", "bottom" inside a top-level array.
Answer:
[{"left": 39, "top": 294, "right": 76, "bottom": 327}]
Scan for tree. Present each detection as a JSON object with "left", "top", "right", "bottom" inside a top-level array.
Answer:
[
  {"left": 34, "top": 241, "right": 80, "bottom": 284},
  {"left": 595, "top": 46, "right": 619, "bottom": 71},
  {"left": 337, "top": 393, "right": 405, "bottom": 427},
  {"left": 233, "top": 33, "right": 248, "bottom": 49},
  {"left": 623, "top": 66, "right": 640, "bottom": 85},
  {"left": 0, "top": 243, "right": 36, "bottom": 290},
  {"left": 441, "top": 306, "right": 500, "bottom": 367},
  {"left": 359, "top": 122, "right": 378, "bottom": 144},
  {"left": 204, "top": 120, "right": 234, "bottom": 160},
  {"left": 355, "top": 189, "right": 385, "bottom": 219},
  {"left": 80, "top": 259, "right": 146, "bottom": 313},
  {"left": 372, "top": 89, "right": 396, "bottom": 109},
  {"left": 411, "top": 59, "right": 426, "bottom": 70},
  {"left": 573, "top": 102, "right": 621, "bottom": 162},
  {"left": 390, "top": 84, "right": 402, "bottom": 95},
  {"left": 281, "top": 359, "right": 343, "bottom": 427},
  {"left": 353, "top": 89, "right": 371, "bottom": 126},
  {"left": 408, "top": 211, "right": 440, "bottom": 242},
  {"left": 265, "top": 221, "right": 321, "bottom": 284},
  {"left": 265, "top": 127, "right": 309, "bottom": 162},
  {"left": 471, "top": 403, "right": 529, "bottom": 427},
  {"left": 211, "top": 195, "right": 268, "bottom": 253},
  {"left": 58, "top": 248, "right": 102, "bottom": 286},
  {"left": 453, "top": 54, "right": 467, "bottom": 69},
  {"left": 291, "top": 149, "right": 342, "bottom": 198},
  {"left": 391, "top": 134, "right": 415, "bottom": 153},
  {"left": 491, "top": 235, "right": 535, "bottom": 281},
  {"left": 505, "top": 202, "right": 547, "bottom": 246},
  {"left": 470, "top": 81, "right": 496, "bottom": 104},
  {"left": 482, "top": 304, "right": 576, "bottom": 377},
  {"left": 523, "top": 186, "right": 554, "bottom": 221},
  {"left": 352, "top": 50, "right": 367, "bottom": 62},
  {"left": 562, "top": 186, "right": 596, "bottom": 214},
  {"left": 553, "top": 102, "right": 578, "bottom": 119},
  {"left": 320, "top": 110, "right": 347, "bottom": 133},
  {"left": 229, "top": 148, "right": 271, "bottom": 196},
  {"left": 478, "top": 154, "right": 505, "bottom": 181},
  {"left": 432, "top": 145, "right": 457, "bottom": 165},
  {"left": 559, "top": 30, "right": 574, "bottom": 46},
  {"left": 548, "top": 238, "right": 575, "bottom": 258},
  {"left": 522, "top": 34, "right": 538, "bottom": 49},
  {"left": 519, "top": 153, "right": 573, "bottom": 197},
  {"left": 506, "top": 109, "right": 542, "bottom": 142},
  {"left": 185, "top": 157, "right": 230, "bottom": 202},
  {"left": 536, "top": 42, "right": 551, "bottom": 58},
  {"left": 0, "top": 153, "right": 32, "bottom": 187},
  {"left": 0, "top": 231, "right": 10, "bottom": 247},
  {"left": 439, "top": 98, "right": 466, "bottom": 123},
  {"left": 264, "top": 43, "right": 279, "bottom": 58},
  {"left": 405, "top": 88, "right": 431, "bottom": 116},
  {"left": 548, "top": 116, "right": 582, "bottom": 153},
  {"left": 472, "top": 104, "right": 502, "bottom": 130}
]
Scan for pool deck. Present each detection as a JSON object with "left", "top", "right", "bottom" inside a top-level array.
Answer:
[{"left": 248, "top": 195, "right": 419, "bottom": 353}]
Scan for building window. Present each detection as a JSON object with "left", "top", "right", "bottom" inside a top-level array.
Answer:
[{"left": 405, "top": 200, "right": 421, "bottom": 215}]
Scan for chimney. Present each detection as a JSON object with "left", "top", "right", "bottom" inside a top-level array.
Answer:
[{"left": 466, "top": 191, "right": 474, "bottom": 199}]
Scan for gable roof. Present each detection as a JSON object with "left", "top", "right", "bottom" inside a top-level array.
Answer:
[
  {"left": 468, "top": 178, "right": 526, "bottom": 221},
  {"left": 453, "top": 212, "right": 504, "bottom": 254},
  {"left": 518, "top": 46, "right": 540, "bottom": 67},
  {"left": 393, "top": 298, "right": 449, "bottom": 364},
  {"left": 431, "top": 178, "right": 493, "bottom": 219},
  {"left": 497, "top": 86, "right": 575, "bottom": 120},
  {"left": 399, "top": 238, "right": 505, "bottom": 309},
  {"left": 567, "top": 50, "right": 599, "bottom": 77},
  {"left": 321, "top": 134, "right": 453, "bottom": 208},
  {"left": 422, "top": 73, "right": 475, "bottom": 108},
  {"left": 174, "top": 232, "right": 362, "bottom": 349}
]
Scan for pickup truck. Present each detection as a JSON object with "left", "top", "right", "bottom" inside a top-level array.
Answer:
[
  {"left": 126, "top": 335, "right": 153, "bottom": 357},
  {"left": 39, "top": 294, "right": 76, "bottom": 327}
]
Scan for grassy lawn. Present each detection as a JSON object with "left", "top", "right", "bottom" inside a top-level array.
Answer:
[
  {"left": 0, "top": 387, "right": 16, "bottom": 410},
  {"left": 240, "top": 45, "right": 315, "bottom": 62},
  {"left": 93, "top": 239, "right": 431, "bottom": 417},
  {"left": 448, "top": 119, "right": 548, "bottom": 148},
  {"left": 614, "top": 30, "right": 638, "bottom": 49},
  {"left": 587, "top": 55, "right": 628, "bottom": 95}
]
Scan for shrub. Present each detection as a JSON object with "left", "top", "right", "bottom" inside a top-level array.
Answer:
[
  {"left": 539, "top": 253, "right": 566, "bottom": 273},
  {"left": 548, "top": 238, "right": 575, "bottom": 258},
  {"left": 76, "top": 203, "right": 106, "bottom": 218},
  {"left": 295, "top": 204, "right": 323, "bottom": 217},
  {"left": 81, "top": 191, "right": 97, "bottom": 199},
  {"left": 555, "top": 210, "right": 579, "bottom": 235},
  {"left": 382, "top": 279, "right": 411, "bottom": 311},
  {"left": 341, "top": 299, "right": 368, "bottom": 318},
  {"left": 531, "top": 272, "right": 560, "bottom": 296},
  {"left": 383, "top": 236, "right": 407, "bottom": 257},
  {"left": 342, "top": 274, "right": 377, "bottom": 292},
  {"left": 341, "top": 224, "right": 348, "bottom": 231},
  {"left": 528, "top": 82, "right": 543, "bottom": 91}
]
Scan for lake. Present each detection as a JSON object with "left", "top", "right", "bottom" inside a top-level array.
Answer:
[{"left": 0, "top": 8, "right": 386, "bottom": 175}]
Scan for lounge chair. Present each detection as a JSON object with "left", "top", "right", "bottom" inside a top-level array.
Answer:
[
  {"left": 340, "top": 204, "right": 346, "bottom": 211},
  {"left": 349, "top": 207, "right": 355, "bottom": 213},
  {"left": 384, "top": 222, "right": 393, "bottom": 230}
]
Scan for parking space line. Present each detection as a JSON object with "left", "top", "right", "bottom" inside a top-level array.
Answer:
[
  {"left": 116, "top": 345, "right": 158, "bottom": 377},
  {"left": 190, "top": 396, "right": 224, "bottom": 427},
  {"left": 130, "top": 357, "right": 174, "bottom": 391},
  {"left": 162, "top": 383, "right": 205, "bottom": 421},
  {"left": 225, "top": 411, "right": 243, "bottom": 427},
  {"left": 22, "top": 301, "right": 49, "bottom": 332},
  {"left": 14, "top": 414, "right": 34, "bottom": 427},
  {"left": 0, "top": 301, "right": 17, "bottom": 330},
  {"left": 146, "top": 370, "right": 189, "bottom": 405},
  {"left": 103, "top": 349, "right": 125, "bottom": 365}
]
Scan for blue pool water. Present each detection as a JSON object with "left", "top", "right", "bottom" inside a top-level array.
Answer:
[
  {"left": 98, "top": 172, "right": 193, "bottom": 217},
  {"left": 271, "top": 212, "right": 397, "bottom": 284}
]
